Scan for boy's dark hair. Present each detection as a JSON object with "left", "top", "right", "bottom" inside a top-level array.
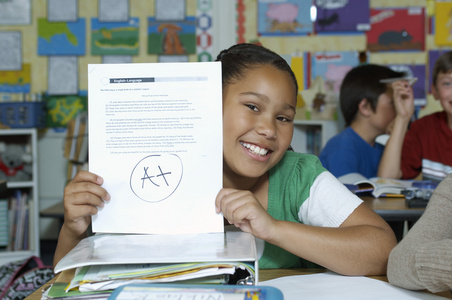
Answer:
[
  {"left": 215, "top": 43, "right": 298, "bottom": 96},
  {"left": 432, "top": 51, "right": 452, "bottom": 87},
  {"left": 340, "top": 64, "right": 405, "bottom": 126}
]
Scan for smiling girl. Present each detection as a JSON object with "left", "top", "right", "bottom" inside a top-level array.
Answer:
[{"left": 215, "top": 43, "right": 396, "bottom": 275}]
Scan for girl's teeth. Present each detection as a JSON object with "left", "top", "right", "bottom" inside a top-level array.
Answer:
[{"left": 242, "top": 142, "right": 269, "bottom": 156}]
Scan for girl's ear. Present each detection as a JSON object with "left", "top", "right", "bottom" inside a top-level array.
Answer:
[
  {"left": 357, "top": 98, "right": 372, "bottom": 117},
  {"left": 431, "top": 84, "right": 440, "bottom": 100}
]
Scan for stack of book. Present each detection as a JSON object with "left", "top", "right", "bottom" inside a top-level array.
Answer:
[{"left": 45, "top": 232, "right": 258, "bottom": 299}]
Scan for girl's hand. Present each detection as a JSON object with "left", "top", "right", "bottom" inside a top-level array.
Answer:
[
  {"left": 215, "top": 188, "right": 276, "bottom": 240},
  {"left": 63, "top": 170, "right": 110, "bottom": 238}
]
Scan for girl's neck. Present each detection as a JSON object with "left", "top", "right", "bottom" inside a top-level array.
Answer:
[{"left": 223, "top": 168, "right": 266, "bottom": 191}]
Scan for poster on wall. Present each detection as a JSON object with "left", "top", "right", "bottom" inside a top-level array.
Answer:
[
  {"left": 314, "top": 0, "right": 370, "bottom": 34},
  {"left": 311, "top": 51, "right": 360, "bottom": 97},
  {"left": 0, "top": 64, "right": 31, "bottom": 99},
  {"left": 147, "top": 17, "right": 196, "bottom": 55},
  {"left": 0, "top": 0, "right": 31, "bottom": 25},
  {"left": 386, "top": 64, "right": 426, "bottom": 107},
  {"left": 38, "top": 18, "right": 86, "bottom": 55},
  {"left": 366, "top": 7, "right": 425, "bottom": 52},
  {"left": 434, "top": 1, "right": 452, "bottom": 46},
  {"left": 0, "top": 31, "right": 22, "bottom": 71},
  {"left": 257, "top": 0, "right": 313, "bottom": 36},
  {"left": 45, "top": 94, "right": 87, "bottom": 128},
  {"left": 91, "top": 18, "right": 139, "bottom": 55}
]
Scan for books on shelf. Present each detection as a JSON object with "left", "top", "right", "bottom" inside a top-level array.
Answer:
[
  {"left": 6, "top": 189, "right": 29, "bottom": 251},
  {"left": 338, "top": 173, "right": 413, "bottom": 198},
  {"left": 0, "top": 199, "right": 8, "bottom": 247}
]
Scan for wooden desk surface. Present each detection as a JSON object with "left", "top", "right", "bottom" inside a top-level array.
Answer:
[
  {"left": 361, "top": 195, "right": 425, "bottom": 222},
  {"left": 27, "top": 268, "right": 452, "bottom": 299}
]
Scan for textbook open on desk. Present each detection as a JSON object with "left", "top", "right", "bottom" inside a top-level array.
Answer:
[
  {"left": 338, "top": 173, "right": 413, "bottom": 198},
  {"left": 53, "top": 231, "right": 258, "bottom": 294}
]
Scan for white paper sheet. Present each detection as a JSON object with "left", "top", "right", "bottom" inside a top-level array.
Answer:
[
  {"left": 48, "top": 56, "right": 78, "bottom": 95},
  {"left": 88, "top": 62, "right": 223, "bottom": 234},
  {"left": 0, "top": 31, "right": 22, "bottom": 71},
  {"left": 47, "top": 0, "right": 78, "bottom": 22},
  {"left": 259, "top": 272, "right": 446, "bottom": 300}
]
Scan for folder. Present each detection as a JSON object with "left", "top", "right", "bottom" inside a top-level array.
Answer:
[{"left": 54, "top": 231, "right": 258, "bottom": 293}]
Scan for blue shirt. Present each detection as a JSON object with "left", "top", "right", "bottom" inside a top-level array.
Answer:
[{"left": 319, "top": 127, "right": 384, "bottom": 178}]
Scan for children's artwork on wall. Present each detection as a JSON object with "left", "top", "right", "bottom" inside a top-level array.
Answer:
[
  {"left": 0, "top": 0, "right": 31, "bottom": 25},
  {"left": 47, "top": 0, "right": 78, "bottom": 22},
  {"left": 38, "top": 18, "right": 86, "bottom": 55},
  {"left": 386, "top": 64, "right": 426, "bottom": 107},
  {"left": 0, "top": 31, "right": 22, "bottom": 71},
  {"left": 155, "top": 0, "right": 186, "bottom": 21},
  {"left": 147, "top": 17, "right": 196, "bottom": 55},
  {"left": 47, "top": 56, "right": 78, "bottom": 95},
  {"left": 311, "top": 51, "right": 360, "bottom": 96},
  {"left": 309, "top": 51, "right": 359, "bottom": 120},
  {"left": 45, "top": 94, "right": 87, "bottom": 128},
  {"left": 257, "top": 0, "right": 313, "bottom": 36},
  {"left": 434, "top": 1, "right": 452, "bottom": 46},
  {"left": 98, "top": 0, "right": 129, "bottom": 22},
  {"left": 91, "top": 18, "right": 139, "bottom": 55},
  {"left": 0, "top": 64, "right": 31, "bottom": 94},
  {"left": 314, "top": 0, "right": 370, "bottom": 34},
  {"left": 366, "top": 7, "right": 425, "bottom": 52},
  {"left": 428, "top": 49, "right": 452, "bottom": 93}
]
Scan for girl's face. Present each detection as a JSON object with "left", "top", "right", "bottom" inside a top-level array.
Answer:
[
  {"left": 222, "top": 64, "right": 296, "bottom": 180},
  {"left": 433, "top": 71, "right": 452, "bottom": 117}
]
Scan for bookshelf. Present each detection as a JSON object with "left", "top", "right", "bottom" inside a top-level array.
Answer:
[
  {"left": 291, "top": 119, "right": 339, "bottom": 156},
  {"left": 0, "top": 128, "right": 40, "bottom": 265}
]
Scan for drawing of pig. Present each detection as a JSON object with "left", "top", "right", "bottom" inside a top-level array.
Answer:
[{"left": 266, "top": 3, "right": 299, "bottom": 23}]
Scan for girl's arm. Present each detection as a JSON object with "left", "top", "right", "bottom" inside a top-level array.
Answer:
[{"left": 216, "top": 175, "right": 397, "bottom": 276}]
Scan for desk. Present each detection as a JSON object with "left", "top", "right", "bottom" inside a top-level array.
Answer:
[
  {"left": 361, "top": 196, "right": 425, "bottom": 241},
  {"left": 26, "top": 269, "right": 452, "bottom": 299},
  {"left": 361, "top": 196, "right": 425, "bottom": 222}
]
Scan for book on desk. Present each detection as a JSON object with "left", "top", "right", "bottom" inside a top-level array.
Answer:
[{"left": 338, "top": 172, "right": 438, "bottom": 200}]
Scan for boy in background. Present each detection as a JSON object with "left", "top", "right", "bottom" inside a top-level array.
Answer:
[
  {"left": 388, "top": 51, "right": 452, "bottom": 182},
  {"left": 319, "top": 64, "right": 415, "bottom": 178}
]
